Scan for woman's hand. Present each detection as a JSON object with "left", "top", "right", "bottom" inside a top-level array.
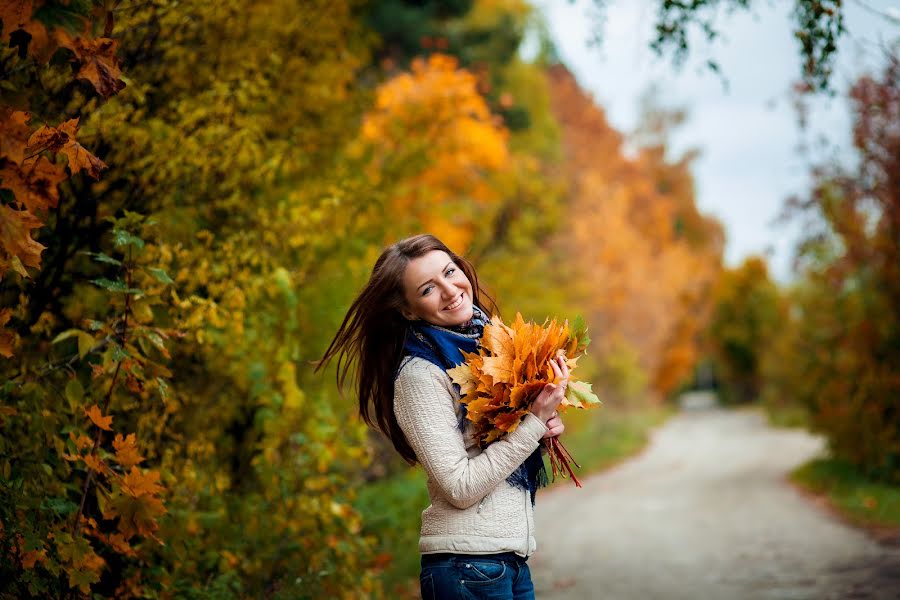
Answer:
[
  {"left": 543, "top": 411, "right": 565, "bottom": 439},
  {"left": 530, "top": 355, "right": 569, "bottom": 423}
]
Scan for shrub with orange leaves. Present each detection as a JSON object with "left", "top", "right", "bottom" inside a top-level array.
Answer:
[{"left": 449, "top": 313, "right": 600, "bottom": 486}]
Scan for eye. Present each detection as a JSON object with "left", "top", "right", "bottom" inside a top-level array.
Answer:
[
  {"left": 445, "top": 267, "right": 456, "bottom": 277},
  {"left": 421, "top": 285, "right": 434, "bottom": 296}
]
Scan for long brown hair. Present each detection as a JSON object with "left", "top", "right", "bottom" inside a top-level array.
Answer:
[{"left": 315, "top": 234, "right": 498, "bottom": 464}]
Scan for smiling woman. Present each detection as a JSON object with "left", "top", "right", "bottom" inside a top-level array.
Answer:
[
  {"left": 316, "top": 234, "right": 569, "bottom": 599},
  {"left": 400, "top": 251, "right": 475, "bottom": 327}
]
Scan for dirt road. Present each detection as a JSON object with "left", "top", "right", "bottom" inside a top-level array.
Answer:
[{"left": 530, "top": 400, "right": 900, "bottom": 599}]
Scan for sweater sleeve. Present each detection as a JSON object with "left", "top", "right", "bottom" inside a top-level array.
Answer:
[{"left": 393, "top": 357, "right": 548, "bottom": 509}]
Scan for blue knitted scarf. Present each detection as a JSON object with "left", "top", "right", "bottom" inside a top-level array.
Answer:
[{"left": 397, "top": 305, "right": 547, "bottom": 505}]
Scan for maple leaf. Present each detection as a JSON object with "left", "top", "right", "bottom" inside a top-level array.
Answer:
[
  {"left": 110, "top": 469, "right": 166, "bottom": 540},
  {"left": 112, "top": 433, "right": 145, "bottom": 469},
  {"left": 84, "top": 404, "right": 112, "bottom": 431},
  {"left": 564, "top": 380, "right": 601, "bottom": 410},
  {"left": 481, "top": 316, "right": 514, "bottom": 356},
  {"left": 509, "top": 381, "right": 545, "bottom": 409},
  {"left": 0, "top": 108, "right": 31, "bottom": 164},
  {"left": 481, "top": 354, "right": 514, "bottom": 385},
  {"left": 56, "top": 32, "right": 126, "bottom": 98},
  {"left": 69, "top": 432, "right": 93, "bottom": 451},
  {"left": 27, "top": 118, "right": 107, "bottom": 178},
  {"left": 447, "top": 362, "right": 477, "bottom": 396},
  {"left": 494, "top": 410, "right": 525, "bottom": 433},
  {"left": 120, "top": 466, "right": 164, "bottom": 498},
  {"left": 82, "top": 453, "right": 108, "bottom": 474},
  {"left": 0, "top": 205, "right": 46, "bottom": 279},
  {"left": 0, "top": 156, "right": 66, "bottom": 214}
]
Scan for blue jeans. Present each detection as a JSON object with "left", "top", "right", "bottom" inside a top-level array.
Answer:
[{"left": 419, "top": 552, "right": 536, "bottom": 600}]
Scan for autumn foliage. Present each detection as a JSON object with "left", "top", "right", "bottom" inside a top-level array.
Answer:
[
  {"left": 764, "top": 54, "right": 899, "bottom": 483},
  {"left": 0, "top": 0, "right": 732, "bottom": 597},
  {"left": 450, "top": 314, "right": 599, "bottom": 442},
  {"left": 546, "top": 66, "right": 724, "bottom": 399}
]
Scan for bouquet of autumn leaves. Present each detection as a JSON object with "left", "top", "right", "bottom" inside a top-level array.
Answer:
[{"left": 448, "top": 313, "right": 601, "bottom": 487}]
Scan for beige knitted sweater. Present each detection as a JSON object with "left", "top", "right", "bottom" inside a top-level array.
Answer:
[{"left": 393, "top": 356, "right": 548, "bottom": 558}]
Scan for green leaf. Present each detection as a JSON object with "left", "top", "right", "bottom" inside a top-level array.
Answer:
[
  {"left": 90, "top": 278, "right": 143, "bottom": 295},
  {"left": 111, "top": 229, "right": 145, "bottom": 250},
  {"left": 52, "top": 329, "right": 81, "bottom": 344},
  {"left": 65, "top": 379, "right": 84, "bottom": 405},
  {"left": 146, "top": 267, "right": 174, "bottom": 285},
  {"left": 156, "top": 378, "right": 170, "bottom": 402},
  {"left": 572, "top": 315, "right": 591, "bottom": 350},
  {"left": 42, "top": 497, "right": 77, "bottom": 516},
  {"left": 566, "top": 380, "right": 601, "bottom": 409},
  {"left": 79, "top": 251, "right": 122, "bottom": 266},
  {"left": 110, "top": 345, "right": 130, "bottom": 362},
  {"left": 77, "top": 332, "right": 95, "bottom": 359}
]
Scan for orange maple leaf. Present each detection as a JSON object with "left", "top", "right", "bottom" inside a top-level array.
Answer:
[
  {"left": 112, "top": 433, "right": 145, "bottom": 469},
  {"left": 27, "top": 118, "right": 107, "bottom": 178},
  {"left": 109, "top": 468, "right": 166, "bottom": 540},
  {"left": 0, "top": 205, "right": 47, "bottom": 279},
  {"left": 0, "top": 108, "right": 31, "bottom": 164},
  {"left": 120, "top": 466, "right": 164, "bottom": 498},
  {"left": 82, "top": 453, "right": 107, "bottom": 474},
  {"left": 56, "top": 32, "right": 126, "bottom": 98},
  {"left": 0, "top": 156, "right": 67, "bottom": 214},
  {"left": 84, "top": 404, "right": 112, "bottom": 431}
]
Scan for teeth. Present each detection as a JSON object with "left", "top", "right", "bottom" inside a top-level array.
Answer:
[{"left": 445, "top": 294, "right": 463, "bottom": 310}]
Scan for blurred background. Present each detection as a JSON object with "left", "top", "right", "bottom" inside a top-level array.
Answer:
[{"left": 0, "top": 1, "right": 897, "bottom": 598}]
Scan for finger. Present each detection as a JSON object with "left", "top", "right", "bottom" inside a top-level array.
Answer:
[
  {"left": 543, "top": 423, "right": 565, "bottom": 438},
  {"left": 560, "top": 356, "right": 570, "bottom": 378},
  {"left": 549, "top": 359, "right": 563, "bottom": 383}
]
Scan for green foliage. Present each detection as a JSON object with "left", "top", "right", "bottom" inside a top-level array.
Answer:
[
  {"left": 707, "top": 257, "right": 783, "bottom": 404},
  {"left": 792, "top": 458, "right": 900, "bottom": 529}
]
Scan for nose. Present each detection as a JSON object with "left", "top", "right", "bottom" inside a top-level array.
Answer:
[{"left": 437, "top": 280, "right": 456, "bottom": 298}]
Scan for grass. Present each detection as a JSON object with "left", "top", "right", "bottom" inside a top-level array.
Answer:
[
  {"left": 761, "top": 401, "right": 900, "bottom": 532},
  {"left": 353, "top": 401, "right": 673, "bottom": 596},
  {"left": 791, "top": 457, "right": 900, "bottom": 531},
  {"left": 760, "top": 400, "right": 811, "bottom": 429},
  {"left": 353, "top": 467, "right": 429, "bottom": 598}
]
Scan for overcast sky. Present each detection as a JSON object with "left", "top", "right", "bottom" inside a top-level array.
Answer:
[{"left": 529, "top": 0, "right": 899, "bottom": 281}]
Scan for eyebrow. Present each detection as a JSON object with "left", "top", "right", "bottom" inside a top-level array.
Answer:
[{"left": 417, "top": 261, "right": 454, "bottom": 290}]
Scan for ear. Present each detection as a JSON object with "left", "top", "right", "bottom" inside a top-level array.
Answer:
[{"left": 400, "top": 307, "right": 418, "bottom": 321}]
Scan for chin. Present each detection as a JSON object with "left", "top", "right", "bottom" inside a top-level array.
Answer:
[{"left": 451, "top": 304, "right": 474, "bottom": 326}]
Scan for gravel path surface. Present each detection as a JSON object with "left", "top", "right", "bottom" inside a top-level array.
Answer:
[{"left": 530, "top": 400, "right": 900, "bottom": 600}]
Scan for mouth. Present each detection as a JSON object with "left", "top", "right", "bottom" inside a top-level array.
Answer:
[{"left": 443, "top": 292, "right": 465, "bottom": 311}]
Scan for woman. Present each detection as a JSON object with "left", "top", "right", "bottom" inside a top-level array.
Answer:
[{"left": 317, "top": 234, "right": 568, "bottom": 599}]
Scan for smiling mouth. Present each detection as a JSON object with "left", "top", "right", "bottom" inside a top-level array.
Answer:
[{"left": 444, "top": 293, "right": 464, "bottom": 311}]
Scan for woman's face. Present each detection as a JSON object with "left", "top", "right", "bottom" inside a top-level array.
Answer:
[{"left": 401, "top": 250, "right": 474, "bottom": 327}]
